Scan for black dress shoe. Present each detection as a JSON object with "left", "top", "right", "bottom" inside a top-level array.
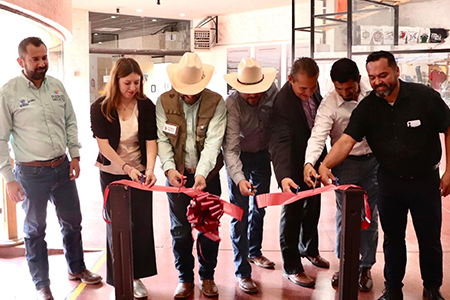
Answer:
[
  {"left": 36, "top": 287, "right": 54, "bottom": 300},
  {"left": 423, "top": 287, "right": 445, "bottom": 300},
  {"left": 377, "top": 288, "right": 403, "bottom": 300}
]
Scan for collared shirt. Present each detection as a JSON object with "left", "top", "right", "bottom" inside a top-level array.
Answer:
[
  {"left": 0, "top": 72, "right": 81, "bottom": 183},
  {"left": 156, "top": 94, "right": 227, "bottom": 179},
  {"left": 223, "top": 83, "right": 278, "bottom": 185},
  {"left": 345, "top": 80, "right": 450, "bottom": 178},
  {"left": 305, "top": 80, "right": 372, "bottom": 166}
]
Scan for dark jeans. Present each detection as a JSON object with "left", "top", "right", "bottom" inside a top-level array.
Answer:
[
  {"left": 377, "top": 167, "right": 442, "bottom": 289},
  {"left": 227, "top": 150, "right": 271, "bottom": 278},
  {"left": 280, "top": 192, "right": 321, "bottom": 274},
  {"left": 333, "top": 155, "right": 379, "bottom": 268},
  {"left": 166, "top": 173, "right": 221, "bottom": 283},
  {"left": 15, "top": 157, "right": 86, "bottom": 289},
  {"left": 100, "top": 171, "right": 157, "bottom": 286}
]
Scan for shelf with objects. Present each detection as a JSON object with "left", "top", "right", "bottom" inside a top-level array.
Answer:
[{"left": 291, "top": 0, "right": 450, "bottom": 106}]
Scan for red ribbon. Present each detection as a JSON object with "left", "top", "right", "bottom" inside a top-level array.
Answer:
[
  {"left": 256, "top": 184, "right": 371, "bottom": 230},
  {"left": 103, "top": 180, "right": 243, "bottom": 240}
]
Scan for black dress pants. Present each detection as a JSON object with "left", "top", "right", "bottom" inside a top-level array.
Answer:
[
  {"left": 279, "top": 193, "right": 321, "bottom": 274},
  {"left": 377, "top": 167, "right": 442, "bottom": 289}
]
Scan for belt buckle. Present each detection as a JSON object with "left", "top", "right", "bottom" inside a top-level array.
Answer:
[{"left": 50, "top": 156, "right": 61, "bottom": 168}]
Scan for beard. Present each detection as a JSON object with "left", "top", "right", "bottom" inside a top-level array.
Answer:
[
  {"left": 374, "top": 81, "right": 397, "bottom": 98},
  {"left": 24, "top": 64, "right": 48, "bottom": 81}
]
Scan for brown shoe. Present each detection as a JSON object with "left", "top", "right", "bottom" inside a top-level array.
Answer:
[
  {"left": 174, "top": 282, "right": 194, "bottom": 299},
  {"left": 68, "top": 269, "right": 102, "bottom": 284},
  {"left": 358, "top": 267, "right": 373, "bottom": 292},
  {"left": 237, "top": 277, "right": 258, "bottom": 294},
  {"left": 248, "top": 255, "right": 275, "bottom": 269},
  {"left": 199, "top": 279, "right": 218, "bottom": 297},
  {"left": 306, "top": 255, "right": 330, "bottom": 269},
  {"left": 36, "top": 286, "right": 54, "bottom": 300},
  {"left": 283, "top": 272, "right": 315, "bottom": 288},
  {"left": 331, "top": 271, "right": 339, "bottom": 287}
]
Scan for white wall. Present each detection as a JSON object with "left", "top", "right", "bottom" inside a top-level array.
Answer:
[{"left": 63, "top": 9, "right": 96, "bottom": 170}]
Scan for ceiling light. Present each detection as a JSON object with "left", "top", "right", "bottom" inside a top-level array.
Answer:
[
  {"left": 179, "top": 13, "right": 185, "bottom": 17},
  {"left": 137, "top": 9, "right": 143, "bottom": 13},
  {"left": 152, "top": 19, "right": 157, "bottom": 22},
  {"left": 99, "top": 42, "right": 102, "bottom": 44},
  {"left": 94, "top": 33, "right": 98, "bottom": 36},
  {"left": 111, "top": 16, "right": 117, "bottom": 19}
]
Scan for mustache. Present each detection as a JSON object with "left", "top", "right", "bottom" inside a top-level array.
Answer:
[{"left": 374, "top": 83, "right": 388, "bottom": 89}]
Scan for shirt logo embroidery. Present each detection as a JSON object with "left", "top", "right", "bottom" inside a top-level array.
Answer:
[
  {"left": 19, "top": 99, "right": 29, "bottom": 107},
  {"left": 19, "top": 98, "right": 36, "bottom": 107},
  {"left": 51, "top": 89, "right": 65, "bottom": 102}
]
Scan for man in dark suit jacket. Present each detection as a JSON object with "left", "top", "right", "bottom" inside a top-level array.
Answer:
[{"left": 269, "top": 57, "right": 328, "bottom": 288}]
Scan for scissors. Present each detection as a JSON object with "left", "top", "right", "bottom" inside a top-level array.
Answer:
[
  {"left": 313, "top": 174, "right": 318, "bottom": 192},
  {"left": 178, "top": 175, "right": 184, "bottom": 195},
  {"left": 140, "top": 172, "right": 145, "bottom": 185}
]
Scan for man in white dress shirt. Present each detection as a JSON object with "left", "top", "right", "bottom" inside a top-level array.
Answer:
[{"left": 303, "top": 58, "right": 379, "bottom": 292}]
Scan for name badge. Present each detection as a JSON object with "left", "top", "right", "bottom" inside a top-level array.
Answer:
[
  {"left": 406, "top": 119, "right": 421, "bottom": 128},
  {"left": 163, "top": 123, "right": 178, "bottom": 135}
]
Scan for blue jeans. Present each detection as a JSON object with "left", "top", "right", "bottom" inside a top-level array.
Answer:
[
  {"left": 15, "top": 157, "right": 85, "bottom": 289},
  {"left": 227, "top": 150, "right": 271, "bottom": 278},
  {"left": 166, "top": 173, "right": 221, "bottom": 283},
  {"left": 332, "top": 155, "right": 379, "bottom": 268}
]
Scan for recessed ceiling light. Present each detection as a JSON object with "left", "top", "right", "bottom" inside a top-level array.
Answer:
[
  {"left": 179, "top": 13, "right": 185, "bottom": 17},
  {"left": 99, "top": 42, "right": 102, "bottom": 44},
  {"left": 111, "top": 16, "right": 117, "bottom": 19},
  {"left": 137, "top": 9, "right": 143, "bottom": 13},
  {"left": 94, "top": 33, "right": 98, "bottom": 36},
  {"left": 152, "top": 19, "right": 157, "bottom": 22}
]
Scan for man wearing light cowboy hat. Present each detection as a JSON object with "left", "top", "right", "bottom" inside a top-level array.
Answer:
[
  {"left": 223, "top": 58, "right": 278, "bottom": 294},
  {"left": 156, "top": 52, "right": 226, "bottom": 299}
]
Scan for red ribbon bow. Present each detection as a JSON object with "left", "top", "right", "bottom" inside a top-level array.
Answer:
[{"left": 187, "top": 192, "right": 224, "bottom": 242}]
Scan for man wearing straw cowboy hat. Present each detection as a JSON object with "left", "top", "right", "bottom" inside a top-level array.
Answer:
[
  {"left": 270, "top": 57, "right": 329, "bottom": 288},
  {"left": 156, "top": 52, "right": 226, "bottom": 299},
  {"left": 223, "top": 58, "right": 278, "bottom": 294}
]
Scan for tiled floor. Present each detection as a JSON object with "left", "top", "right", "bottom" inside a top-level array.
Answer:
[{"left": 1, "top": 138, "right": 450, "bottom": 300}]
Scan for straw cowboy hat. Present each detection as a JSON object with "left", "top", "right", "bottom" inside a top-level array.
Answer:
[
  {"left": 224, "top": 58, "right": 277, "bottom": 94},
  {"left": 167, "top": 52, "right": 214, "bottom": 95}
]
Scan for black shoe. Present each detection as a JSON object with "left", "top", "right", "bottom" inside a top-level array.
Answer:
[
  {"left": 377, "top": 288, "right": 403, "bottom": 300},
  {"left": 423, "top": 287, "right": 445, "bottom": 300}
]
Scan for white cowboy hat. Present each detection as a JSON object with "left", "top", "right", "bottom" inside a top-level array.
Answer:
[
  {"left": 167, "top": 52, "right": 214, "bottom": 95},
  {"left": 224, "top": 58, "right": 277, "bottom": 94}
]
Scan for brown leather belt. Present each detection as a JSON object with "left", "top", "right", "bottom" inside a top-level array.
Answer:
[{"left": 17, "top": 154, "right": 66, "bottom": 168}]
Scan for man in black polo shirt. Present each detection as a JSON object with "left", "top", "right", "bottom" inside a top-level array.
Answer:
[{"left": 318, "top": 51, "right": 450, "bottom": 300}]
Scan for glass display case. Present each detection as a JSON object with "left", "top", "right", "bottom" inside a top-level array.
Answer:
[{"left": 292, "top": 0, "right": 450, "bottom": 107}]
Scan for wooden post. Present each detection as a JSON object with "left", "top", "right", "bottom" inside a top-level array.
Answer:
[
  {"left": 337, "top": 188, "right": 365, "bottom": 300},
  {"left": 1, "top": 158, "right": 23, "bottom": 247},
  {"left": 109, "top": 184, "right": 134, "bottom": 300}
]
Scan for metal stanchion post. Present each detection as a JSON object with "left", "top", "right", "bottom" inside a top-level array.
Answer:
[
  {"left": 109, "top": 185, "right": 134, "bottom": 300},
  {"left": 337, "top": 188, "right": 365, "bottom": 300}
]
